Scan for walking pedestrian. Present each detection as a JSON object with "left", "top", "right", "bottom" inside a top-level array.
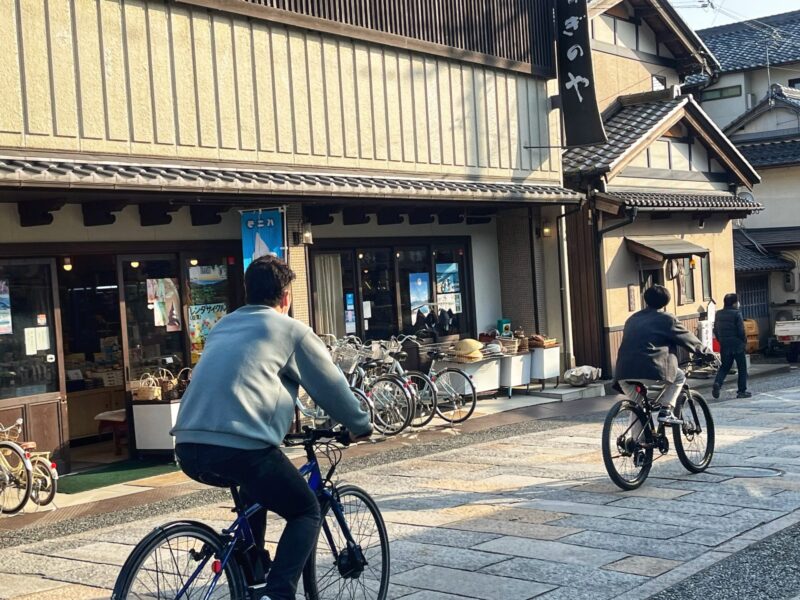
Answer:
[{"left": 712, "top": 293, "right": 751, "bottom": 399}]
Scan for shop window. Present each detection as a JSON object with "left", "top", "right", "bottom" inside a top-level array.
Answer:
[
  {"left": 312, "top": 252, "right": 356, "bottom": 338},
  {"left": 701, "top": 254, "right": 712, "bottom": 301},
  {"left": 0, "top": 262, "right": 59, "bottom": 400},
  {"left": 359, "top": 249, "right": 398, "bottom": 341},
  {"left": 739, "top": 275, "right": 770, "bottom": 319}
]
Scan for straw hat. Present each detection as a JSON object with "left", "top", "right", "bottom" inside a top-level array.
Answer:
[{"left": 454, "top": 338, "right": 483, "bottom": 359}]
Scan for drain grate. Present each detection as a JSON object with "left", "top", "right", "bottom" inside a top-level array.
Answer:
[{"left": 705, "top": 466, "right": 784, "bottom": 478}]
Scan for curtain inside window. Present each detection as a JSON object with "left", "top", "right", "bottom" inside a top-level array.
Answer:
[{"left": 313, "top": 254, "right": 346, "bottom": 337}]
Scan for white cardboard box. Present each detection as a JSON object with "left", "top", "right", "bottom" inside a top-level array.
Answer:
[{"left": 500, "top": 353, "right": 532, "bottom": 397}]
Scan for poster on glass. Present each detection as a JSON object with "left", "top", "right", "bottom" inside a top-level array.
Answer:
[
  {"left": 344, "top": 292, "right": 357, "bottom": 335},
  {"left": 436, "top": 263, "right": 462, "bottom": 314},
  {"left": 0, "top": 279, "right": 11, "bottom": 335},
  {"left": 409, "top": 273, "right": 431, "bottom": 323},
  {"left": 241, "top": 209, "right": 284, "bottom": 272},
  {"left": 146, "top": 278, "right": 182, "bottom": 332}
]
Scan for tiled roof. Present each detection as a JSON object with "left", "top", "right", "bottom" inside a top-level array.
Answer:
[
  {"left": 738, "top": 138, "right": 800, "bottom": 168},
  {"left": 733, "top": 230, "right": 796, "bottom": 272},
  {"left": 0, "top": 157, "right": 581, "bottom": 203},
  {"left": 562, "top": 97, "right": 687, "bottom": 174},
  {"left": 602, "top": 190, "right": 762, "bottom": 213},
  {"left": 697, "top": 10, "right": 800, "bottom": 73},
  {"left": 741, "top": 227, "right": 800, "bottom": 249}
]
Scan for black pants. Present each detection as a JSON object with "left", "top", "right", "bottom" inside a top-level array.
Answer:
[
  {"left": 714, "top": 349, "right": 748, "bottom": 393},
  {"left": 175, "top": 443, "right": 320, "bottom": 600}
]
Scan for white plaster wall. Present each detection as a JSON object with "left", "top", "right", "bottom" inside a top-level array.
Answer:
[
  {"left": 744, "top": 167, "right": 800, "bottom": 229},
  {"left": 0, "top": 203, "right": 241, "bottom": 242},
  {"left": 699, "top": 73, "right": 747, "bottom": 128},
  {"left": 738, "top": 108, "right": 800, "bottom": 136},
  {"left": 311, "top": 214, "right": 502, "bottom": 332}
]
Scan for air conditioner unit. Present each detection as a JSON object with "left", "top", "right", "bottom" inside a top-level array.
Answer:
[{"left": 785, "top": 271, "right": 799, "bottom": 293}]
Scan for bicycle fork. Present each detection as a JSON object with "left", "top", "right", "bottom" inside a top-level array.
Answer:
[{"left": 321, "top": 489, "right": 368, "bottom": 579}]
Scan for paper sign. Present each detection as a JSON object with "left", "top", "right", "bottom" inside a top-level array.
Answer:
[
  {"left": 438, "top": 293, "right": 463, "bottom": 314},
  {"left": 0, "top": 279, "right": 11, "bottom": 335},
  {"left": 24, "top": 328, "right": 37, "bottom": 355},
  {"left": 189, "top": 303, "right": 227, "bottom": 364},
  {"left": 362, "top": 301, "right": 372, "bottom": 320},
  {"left": 37, "top": 314, "right": 47, "bottom": 326},
  {"left": 147, "top": 278, "right": 182, "bottom": 332},
  {"left": 35, "top": 327, "right": 50, "bottom": 351}
]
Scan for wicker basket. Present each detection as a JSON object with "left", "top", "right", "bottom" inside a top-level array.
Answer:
[
  {"left": 156, "top": 368, "right": 178, "bottom": 400},
  {"left": 133, "top": 374, "right": 162, "bottom": 401},
  {"left": 176, "top": 368, "right": 193, "bottom": 397},
  {"left": 332, "top": 344, "right": 361, "bottom": 375},
  {"left": 497, "top": 336, "right": 520, "bottom": 354}
]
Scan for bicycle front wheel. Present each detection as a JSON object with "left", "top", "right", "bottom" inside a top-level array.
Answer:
[
  {"left": 368, "top": 376, "right": 413, "bottom": 435},
  {"left": 0, "top": 441, "right": 32, "bottom": 515},
  {"left": 673, "top": 390, "right": 715, "bottom": 473},
  {"left": 602, "top": 400, "right": 653, "bottom": 491},
  {"left": 112, "top": 522, "right": 247, "bottom": 599},
  {"left": 407, "top": 371, "right": 437, "bottom": 428},
  {"left": 303, "top": 484, "right": 390, "bottom": 600},
  {"left": 30, "top": 456, "right": 57, "bottom": 507},
  {"left": 434, "top": 368, "right": 477, "bottom": 424}
]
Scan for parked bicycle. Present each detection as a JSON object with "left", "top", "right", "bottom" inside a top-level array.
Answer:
[
  {"left": 113, "top": 427, "right": 389, "bottom": 600},
  {"left": 0, "top": 418, "right": 58, "bottom": 512},
  {"left": 602, "top": 356, "right": 717, "bottom": 490}
]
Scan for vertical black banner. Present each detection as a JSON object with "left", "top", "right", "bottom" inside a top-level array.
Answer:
[{"left": 555, "top": 0, "right": 607, "bottom": 147}]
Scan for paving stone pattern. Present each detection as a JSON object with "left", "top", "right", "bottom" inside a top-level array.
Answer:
[{"left": 4, "top": 387, "right": 800, "bottom": 599}]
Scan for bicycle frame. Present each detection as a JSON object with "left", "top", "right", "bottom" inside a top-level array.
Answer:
[{"left": 178, "top": 448, "right": 360, "bottom": 600}]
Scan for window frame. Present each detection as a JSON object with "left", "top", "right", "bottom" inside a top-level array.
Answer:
[
  {"left": 701, "top": 85, "right": 743, "bottom": 102},
  {"left": 681, "top": 257, "right": 695, "bottom": 305},
  {"left": 701, "top": 254, "right": 712, "bottom": 302},
  {"left": 789, "top": 77, "right": 800, "bottom": 90}
]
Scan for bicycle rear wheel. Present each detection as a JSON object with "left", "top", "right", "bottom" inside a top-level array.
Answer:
[
  {"left": 368, "top": 376, "right": 413, "bottom": 435},
  {"left": 29, "top": 456, "right": 57, "bottom": 507},
  {"left": 303, "top": 484, "right": 390, "bottom": 600},
  {"left": 0, "top": 441, "right": 32, "bottom": 515},
  {"left": 112, "top": 521, "right": 247, "bottom": 599},
  {"left": 602, "top": 400, "right": 653, "bottom": 491},
  {"left": 434, "top": 368, "right": 477, "bottom": 424},
  {"left": 673, "top": 390, "right": 715, "bottom": 473},
  {"left": 407, "top": 371, "right": 437, "bottom": 428}
]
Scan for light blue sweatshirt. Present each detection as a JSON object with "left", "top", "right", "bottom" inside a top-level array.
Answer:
[{"left": 171, "top": 305, "right": 372, "bottom": 449}]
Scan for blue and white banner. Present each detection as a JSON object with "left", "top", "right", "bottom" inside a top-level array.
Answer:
[{"left": 241, "top": 209, "right": 284, "bottom": 272}]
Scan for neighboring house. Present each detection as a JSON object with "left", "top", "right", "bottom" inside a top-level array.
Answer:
[
  {"left": 563, "top": 0, "right": 762, "bottom": 374},
  {"left": 0, "top": 0, "right": 578, "bottom": 470},
  {"left": 695, "top": 11, "right": 800, "bottom": 348}
]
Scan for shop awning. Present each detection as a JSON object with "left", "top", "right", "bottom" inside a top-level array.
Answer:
[
  {"left": 626, "top": 236, "right": 709, "bottom": 262},
  {"left": 0, "top": 156, "right": 582, "bottom": 205}
]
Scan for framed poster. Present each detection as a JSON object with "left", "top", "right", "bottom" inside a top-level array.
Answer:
[
  {"left": 436, "top": 263, "right": 460, "bottom": 294},
  {"left": 241, "top": 209, "right": 284, "bottom": 272},
  {"left": 344, "top": 293, "right": 356, "bottom": 334}
]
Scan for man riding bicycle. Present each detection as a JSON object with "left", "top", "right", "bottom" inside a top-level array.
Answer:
[
  {"left": 615, "top": 285, "right": 713, "bottom": 424},
  {"left": 171, "top": 256, "right": 373, "bottom": 600}
]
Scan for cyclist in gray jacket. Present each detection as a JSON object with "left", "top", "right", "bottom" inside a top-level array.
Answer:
[{"left": 172, "top": 255, "right": 372, "bottom": 600}]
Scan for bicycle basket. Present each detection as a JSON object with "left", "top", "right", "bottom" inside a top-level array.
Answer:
[
  {"left": 332, "top": 344, "right": 361, "bottom": 375},
  {"left": 0, "top": 423, "right": 21, "bottom": 443}
]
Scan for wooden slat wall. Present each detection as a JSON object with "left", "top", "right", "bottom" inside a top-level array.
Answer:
[
  {"left": 566, "top": 205, "right": 605, "bottom": 371},
  {"left": 240, "top": 0, "right": 556, "bottom": 75},
  {"left": 607, "top": 315, "right": 701, "bottom": 376}
]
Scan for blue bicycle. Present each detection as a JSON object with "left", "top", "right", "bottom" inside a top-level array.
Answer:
[{"left": 112, "top": 428, "right": 390, "bottom": 599}]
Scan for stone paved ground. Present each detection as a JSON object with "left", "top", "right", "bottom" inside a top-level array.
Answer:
[{"left": 4, "top": 383, "right": 800, "bottom": 599}]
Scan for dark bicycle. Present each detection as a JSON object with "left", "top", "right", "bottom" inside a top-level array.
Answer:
[
  {"left": 602, "top": 357, "right": 717, "bottom": 490},
  {"left": 112, "top": 427, "right": 390, "bottom": 600}
]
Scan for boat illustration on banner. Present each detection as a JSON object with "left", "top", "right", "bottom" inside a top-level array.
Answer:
[{"left": 252, "top": 232, "right": 273, "bottom": 263}]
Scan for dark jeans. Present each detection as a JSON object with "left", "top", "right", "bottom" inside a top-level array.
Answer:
[
  {"left": 175, "top": 443, "right": 320, "bottom": 600},
  {"left": 714, "top": 349, "right": 748, "bottom": 393}
]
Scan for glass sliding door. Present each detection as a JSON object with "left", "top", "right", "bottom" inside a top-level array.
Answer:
[
  {"left": 359, "top": 248, "right": 397, "bottom": 341},
  {"left": 118, "top": 256, "right": 186, "bottom": 382},
  {"left": 433, "top": 245, "right": 470, "bottom": 336}
]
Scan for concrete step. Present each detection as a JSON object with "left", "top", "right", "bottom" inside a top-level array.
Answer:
[{"left": 526, "top": 382, "right": 606, "bottom": 402}]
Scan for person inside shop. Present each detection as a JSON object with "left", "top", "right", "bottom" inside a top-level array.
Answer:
[
  {"left": 171, "top": 255, "right": 373, "bottom": 600},
  {"left": 615, "top": 284, "right": 714, "bottom": 424},
  {"left": 712, "top": 293, "right": 751, "bottom": 399}
]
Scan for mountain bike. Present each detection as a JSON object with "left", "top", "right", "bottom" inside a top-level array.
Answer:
[
  {"left": 112, "top": 427, "right": 390, "bottom": 600},
  {"left": 602, "top": 356, "right": 717, "bottom": 490}
]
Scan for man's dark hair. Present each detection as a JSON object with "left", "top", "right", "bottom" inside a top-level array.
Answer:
[
  {"left": 644, "top": 284, "right": 671, "bottom": 310},
  {"left": 245, "top": 255, "right": 296, "bottom": 306},
  {"left": 724, "top": 293, "right": 739, "bottom": 308}
]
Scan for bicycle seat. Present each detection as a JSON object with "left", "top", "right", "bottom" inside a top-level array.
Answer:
[
  {"left": 18, "top": 441, "right": 36, "bottom": 451},
  {"left": 390, "top": 351, "right": 408, "bottom": 361}
]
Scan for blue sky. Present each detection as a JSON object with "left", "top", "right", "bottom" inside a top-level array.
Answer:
[{"left": 672, "top": 0, "right": 795, "bottom": 31}]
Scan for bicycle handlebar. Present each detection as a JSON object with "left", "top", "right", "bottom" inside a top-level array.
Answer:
[{"left": 284, "top": 426, "right": 352, "bottom": 447}]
